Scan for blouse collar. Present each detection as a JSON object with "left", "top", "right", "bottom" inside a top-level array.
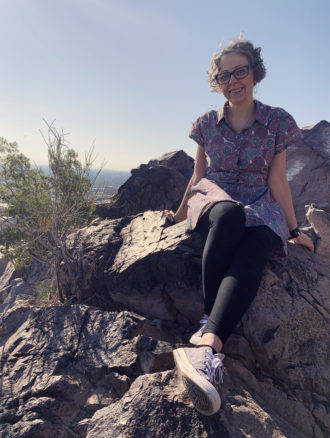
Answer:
[{"left": 216, "top": 100, "right": 270, "bottom": 126}]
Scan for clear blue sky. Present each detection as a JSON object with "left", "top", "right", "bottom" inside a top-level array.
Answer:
[{"left": 0, "top": 0, "right": 329, "bottom": 170}]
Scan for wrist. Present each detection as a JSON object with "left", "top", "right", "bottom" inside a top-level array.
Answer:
[{"left": 289, "top": 227, "right": 300, "bottom": 239}]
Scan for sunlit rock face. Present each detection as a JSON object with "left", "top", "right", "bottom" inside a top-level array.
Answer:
[{"left": 287, "top": 120, "right": 330, "bottom": 225}]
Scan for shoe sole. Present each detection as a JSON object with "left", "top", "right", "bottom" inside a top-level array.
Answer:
[{"left": 173, "top": 348, "right": 221, "bottom": 416}]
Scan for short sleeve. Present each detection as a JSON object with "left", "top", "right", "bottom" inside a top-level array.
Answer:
[
  {"left": 189, "top": 117, "right": 205, "bottom": 147},
  {"left": 274, "top": 110, "right": 303, "bottom": 155}
]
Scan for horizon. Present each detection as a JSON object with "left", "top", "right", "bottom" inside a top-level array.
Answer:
[{"left": 1, "top": 0, "right": 329, "bottom": 171}]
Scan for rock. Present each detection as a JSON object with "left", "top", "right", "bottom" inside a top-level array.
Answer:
[
  {"left": 2, "top": 278, "right": 35, "bottom": 306},
  {"left": 0, "top": 302, "right": 174, "bottom": 437},
  {"left": 0, "top": 254, "right": 10, "bottom": 278},
  {"left": 301, "top": 120, "right": 330, "bottom": 164},
  {"left": 95, "top": 150, "right": 193, "bottom": 219},
  {"left": 62, "top": 211, "right": 204, "bottom": 328},
  {"left": 147, "top": 149, "right": 194, "bottom": 179},
  {"left": 57, "top": 205, "right": 330, "bottom": 437},
  {"left": 86, "top": 369, "right": 306, "bottom": 438},
  {"left": 306, "top": 204, "right": 330, "bottom": 264},
  {"left": 287, "top": 121, "right": 330, "bottom": 225},
  {"left": 0, "top": 259, "right": 16, "bottom": 303}
]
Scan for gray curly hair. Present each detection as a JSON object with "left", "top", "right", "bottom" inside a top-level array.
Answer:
[{"left": 207, "top": 37, "right": 266, "bottom": 93}]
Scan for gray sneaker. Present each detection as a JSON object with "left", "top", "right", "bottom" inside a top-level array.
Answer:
[
  {"left": 189, "top": 317, "right": 208, "bottom": 345},
  {"left": 173, "top": 346, "right": 225, "bottom": 416}
]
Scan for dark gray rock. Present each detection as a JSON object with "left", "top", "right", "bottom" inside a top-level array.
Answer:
[
  {"left": 147, "top": 149, "right": 194, "bottom": 180},
  {"left": 86, "top": 368, "right": 307, "bottom": 438},
  {"left": 0, "top": 302, "right": 174, "bottom": 437},
  {"left": 57, "top": 206, "right": 330, "bottom": 437},
  {"left": 95, "top": 150, "right": 194, "bottom": 219}
]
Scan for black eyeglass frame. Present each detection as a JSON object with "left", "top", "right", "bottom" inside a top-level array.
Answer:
[{"left": 216, "top": 65, "right": 251, "bottom": 85}]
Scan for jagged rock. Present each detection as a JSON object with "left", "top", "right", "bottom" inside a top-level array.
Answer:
[
  {"left": 301, "top": 121, "right": 330, "bottom": 164},
  {"left": 147, "top": 149, "right": 194, "bottom": 180},
  {"left": 0, "top": 259, "right": 16, "bottom": 303},
  {"left": 306, "top": 204, "right": 330, "bottom": 264},
  {"left": 86, "top": 368, "right": 307, "bottom": 438},
  {"left": 4, "top": 206, "right": 329, "bottom": 437},
  {"left": 287, "top": 121, "right": 330, "bottom": 224},
  {"left": 95, "top": 150, "right": 193, "bottom": 219},
  {"left": 0, "top": 300, "right": 175, "bottom": 437},
  {"left": 63, "top": 212, "right": 204, "bottom": 327},
  {"left": 58, "top": 206, "right": 330, "bottom": 437}
]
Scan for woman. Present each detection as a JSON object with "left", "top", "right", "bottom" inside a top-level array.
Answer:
[{"left": 164, "top": 38, "right": 314, "bottom": 416}]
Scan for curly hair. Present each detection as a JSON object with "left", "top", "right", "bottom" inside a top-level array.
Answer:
[{"left": 207, "top": 37, "right": 266, "bottom": 93}]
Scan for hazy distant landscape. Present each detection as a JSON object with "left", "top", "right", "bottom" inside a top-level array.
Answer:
[{"left": 35, "top": 165, "right": 130, "bottom": 189}]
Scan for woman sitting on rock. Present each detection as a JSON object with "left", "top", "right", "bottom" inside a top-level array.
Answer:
[{"left": 164, "top": 37, "right": 314, "bottom": 416}]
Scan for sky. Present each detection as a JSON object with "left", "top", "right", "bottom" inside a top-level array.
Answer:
[{"left": 0, "top": 0, "right": 329, "bottom": 171}]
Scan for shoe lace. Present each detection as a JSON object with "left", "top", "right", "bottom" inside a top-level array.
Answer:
[{"left": 203, "top": 350, "right": 224, "bottom": 386}]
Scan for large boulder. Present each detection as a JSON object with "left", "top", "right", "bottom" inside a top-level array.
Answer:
[
  {"left": 2, "top": 220, "right": 329, "bottom": 437},
  {"left": 95, "top": 150, "right": 194, "bottom": 219},
  {"left": 306, "top": 204, "right": 330, "bottom": 264},
  {"left": 54, "top": 204, "right": 330, "bottom": 437},
  {"left": 287, "top": 121, "right": 330, "bottom": 224},
  {"left": 0, "top": 297, "right": 175, "bottom": 437}
]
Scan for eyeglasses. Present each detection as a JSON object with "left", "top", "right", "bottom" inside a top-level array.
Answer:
[{"left": 216, "top": 65, "right": 250, "bottom": 85}]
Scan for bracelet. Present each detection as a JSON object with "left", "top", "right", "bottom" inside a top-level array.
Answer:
[{"left": 289, "top": 227, "right": 300, "bottom": 238}]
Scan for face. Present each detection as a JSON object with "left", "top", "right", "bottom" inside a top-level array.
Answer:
[{"left": 218, "top": 53, "right": 255, "bottom": 105}]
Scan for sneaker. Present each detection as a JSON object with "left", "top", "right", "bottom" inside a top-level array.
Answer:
[
  {"left": 173, "top": 346, "right": 225, "bottom": 416},
  {"left": 189, "top": 317, "right": 208, "bottom": 345}
]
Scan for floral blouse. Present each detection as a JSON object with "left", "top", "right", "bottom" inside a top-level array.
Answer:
[{"left": 186, "top": 100, "right": 303, "bottom": 254}]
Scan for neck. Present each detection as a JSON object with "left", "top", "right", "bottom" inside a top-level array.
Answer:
[{"left": 227, "top": 98, "right": 255, "bottom": 120}]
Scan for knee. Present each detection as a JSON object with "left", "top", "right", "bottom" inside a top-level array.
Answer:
[{"left": 209, "top": 201, "right": 245, "bottom": 230}]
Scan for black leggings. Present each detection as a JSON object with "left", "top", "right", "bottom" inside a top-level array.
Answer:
[{"left": 195, "top": 201, "right": 281, "bottom": 344}]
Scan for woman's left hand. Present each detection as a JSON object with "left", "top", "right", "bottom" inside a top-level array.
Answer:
[{"left": 290, "top": 231, "right": 314, "bottom": 252}]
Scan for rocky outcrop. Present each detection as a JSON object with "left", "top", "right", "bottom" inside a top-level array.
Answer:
[
  {"left": 0, "top": 122, "right": 329, "bottom": 437},
  {"left": 0, "top": 299, "right": 175, "bottom": 437},
  {"left": 58, "top": 205, "right": 329, "bottom": 438},
  {"left": 1, "top": 205, "right": 329, "bottom": 437},
  {"left": 95, "top": 150, "right": 194, "bottom": 219},
  {"left": 287, "top": 121, "right": 330, "bottom": 224},
  {"left": 306, "top": 204, "right": 330, "bottom": 264}
]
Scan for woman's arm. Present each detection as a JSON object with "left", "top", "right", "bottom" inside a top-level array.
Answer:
[
  {"left": 165, "top": 145, "right": 206, "bottom": 223},
  {"left": 268, "top": 150, "right": 314, "bottom": 251}
]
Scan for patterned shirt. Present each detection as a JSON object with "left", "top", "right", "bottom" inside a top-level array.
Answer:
[{"left": 186, "top": 100, "right": 303, "bottom": 254}]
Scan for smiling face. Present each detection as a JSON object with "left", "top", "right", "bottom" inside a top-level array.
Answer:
[{"left": 218, "top": 53, "right": 255, "bottom": 105}]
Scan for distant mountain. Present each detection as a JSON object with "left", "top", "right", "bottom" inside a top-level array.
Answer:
[{"left": 33, "top": 165, "right": 130, "bottom": 188}]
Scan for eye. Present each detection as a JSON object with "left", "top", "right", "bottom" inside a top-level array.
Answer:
[
  {"left": 218, "top": 73, "right": 230, "bottom": 83},
  {"left": 235, "top": 66, "right": 249, "bottom": 78}
]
